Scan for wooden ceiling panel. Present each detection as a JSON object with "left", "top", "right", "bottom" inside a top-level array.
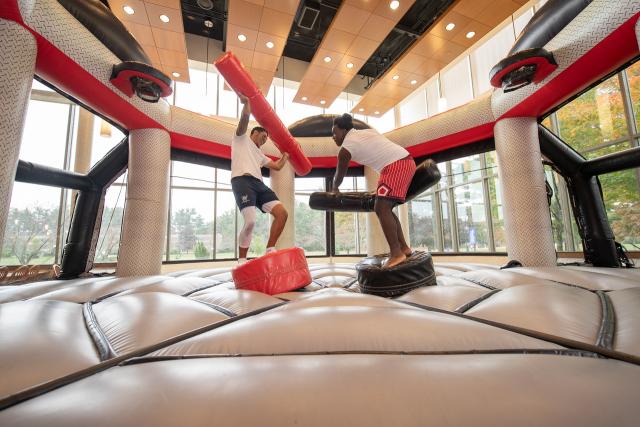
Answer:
[
  {"left": 303, "top": 65, "right": 332, "bottom": 83},
  {"left": 109, "top": 0, "right": 189, "bottom": 84},
  {"left": 228, "top": 0, "right": 264, "bottom": 31},
  {"left": 259, "top": 7, "right": 295, "bottom": 38},
  {"left": 372, "top": 0, "right": 415, "bottom": 20},
  {"left": 226, "top": 46, "right": 255, "bottom": 68},
  {"left": 110, "top": 0, "right": 150, "bottom": 25},
  {"left": 311, "top": 49, "right": 344, "bottom": 70},
  {"left": 144, "top": 3, "right": 183, "bottom": 32},
  {"left": 344, "top": 0, "right": 378, "bottom": 12},
  {"left": 360, "top": 14, "right": 396, "bottom": 42},
  {"left": 328, "top": 70, "right": 355, "bottom": 87},
  {"left": 352, "top": 0, "right": 524, "bottom": 116},
  {"left": 331, "top": 4, "right": 371, "bottom": 35},
  {"left": 337, "top": 55, "right": 366, "bottom": 74},
  {"left": 254, "top": 32, "right": 286, "bottom": 56},
  {"left": 151, "top": 27, "right": 187, "bottom": 52},
  {"left": 263, "top": 0, "right": 299, "bottom": 14},
  {"left": 251, "top": 51, "right": 280, "bottom": 72},
  {"left": 226, "top": 24, "right": 259, "bottom": 50},
  {"left": 345, "top": 37, "right": 380, "bottom": 60},
  {"left": 322, "top": 29, "right": 357, "bottom": 54}
]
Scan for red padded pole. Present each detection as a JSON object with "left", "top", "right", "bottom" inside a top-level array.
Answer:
[{"left": 214, "top": 52, "right": 312, "bottom": 176}]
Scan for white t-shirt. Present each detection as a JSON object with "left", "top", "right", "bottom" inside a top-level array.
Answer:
[
  {"left": 231, "top": 133, "right": 270, "bottom": 180},
  {"left": 341, "top": 128, "right": 409, "bottom": 173}
]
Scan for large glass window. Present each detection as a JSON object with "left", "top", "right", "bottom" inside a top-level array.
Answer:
[
  {"left": 455, "top": 182, "right": 490, "bottom": 252},
  {"left": 601, "top": 169, "right": 640, "bottom": 251},
  {"left": 470, "top": 24, "right": 515, "bottom": 97},
  {"left": 399, "top": 89, "right": 427, "bottom": 126},
  {"left": 335, "top": 177, "right": 367, "bottom": 255},
  {"left": 95, "top": 182, "right": 126, "bottom": 263},
  {"left": 626, "top": 61, "right": 640, "bottom": 130},
  {"left": 408, "top": 194, "right": 437, "bottom": 251},
  {"left": 441, "top": 57, "right": 473, "bottom": 110},
  {"left": 294, "top": 178, "right": 326, "bottom": 256}
]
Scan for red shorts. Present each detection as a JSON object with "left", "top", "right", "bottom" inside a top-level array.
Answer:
[{"left": 377, "top": 157, "right": 416, "bottom": 202}]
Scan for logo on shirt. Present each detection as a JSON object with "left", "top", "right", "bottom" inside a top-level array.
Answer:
[
  {"left": 241, "top": 195, "right": 249, "bottom": 204},
  {"left": 377, "top": 185, "right": 390, "bottom": 197}
]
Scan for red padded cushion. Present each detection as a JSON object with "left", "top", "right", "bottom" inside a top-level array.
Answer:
[{"left": 232, "top": 248, "right": 311, "bottom": 295}]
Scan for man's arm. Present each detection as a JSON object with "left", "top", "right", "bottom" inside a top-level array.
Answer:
[
  {"left": 265, "top": 152, "right": 290, "bottom": 171},
  {"left": 331, "top": 148, "right": 351, "bottom": 192},
  {"left": 236, "top": 94, "right": 250, "bottom": 136}
]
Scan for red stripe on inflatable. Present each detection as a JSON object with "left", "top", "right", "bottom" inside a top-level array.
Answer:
[
  {"left": 170, "top": 132, "right": 232, "bottom": 159},
  {"left": 500, "top": 13, "right": 640, "bottom": 120},
  {"left": 406, "top": 122, "right": 495, "bottom": 158},
  {"left": 215, "top": 52, "right": 312, "bottom": 176},
  {"left": 0, "top": 0, "right": 24, "bottom": 24}
]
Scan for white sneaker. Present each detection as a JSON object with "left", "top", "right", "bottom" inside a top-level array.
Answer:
[
  {"left": 238, "top": 258, "right": 247, "bottom": 265},
  {"left": 266, "top": 247, "right": 276, "bottom": 254}
]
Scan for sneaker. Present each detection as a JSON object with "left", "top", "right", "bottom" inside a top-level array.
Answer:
[
  {"left": 266, "top": 247, "right": 277, "bottom": 254},
  {"left": 238, "top": 258, "right": 247, "bottom": 265}
]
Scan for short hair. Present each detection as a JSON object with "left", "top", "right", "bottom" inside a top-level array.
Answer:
[
  {"left": 333, "top": 113, "right": 354, "bottom": 131},
  {"left": 251, "top": 126, "right": 268, "bottom": 136}
]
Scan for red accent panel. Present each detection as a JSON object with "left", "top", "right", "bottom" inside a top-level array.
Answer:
[
  {"left": 500, "top": 13, "right": 640, "bottom": 120},
  {"left": 490, "top": 55, "right": 558, "bottom": 88},
  {"left": 215, "top": 52, "right": 312, "bottom": 176},
  {"left": 232, "top": 247, "right": 311, "bottom": 295},
  {"left": 406, "top": 123, "right": 496, "bottom": 158},
  {"left": 0, "top": 0, "right": 24, "bottom": 24},
  {"left": 170, "top": 132, "right": 231, "bottom": 159}
]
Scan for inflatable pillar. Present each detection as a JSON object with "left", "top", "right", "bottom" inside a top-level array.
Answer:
[
  {"left": 0, "top": 21, "right": 36, "bottom": 249},
  {"left": 117, "top": 128, "right": 170, "bottom": 277},
  {"left": 364, "top": 166, "right": 388, "bottom": 256},
  {"left": 495, "top": 117, "right": 556, "bottom": 266},
  {"left": 270, "top": 162, "right": 295, "bottom": 249}
]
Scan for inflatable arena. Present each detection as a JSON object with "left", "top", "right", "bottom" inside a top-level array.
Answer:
[{"left": 1, "top": 0, "right": 639, "bottom": 424}]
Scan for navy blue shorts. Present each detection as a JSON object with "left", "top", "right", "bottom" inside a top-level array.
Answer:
[{"left": 231, "top": 175, "right": 279, "bottom": 213}]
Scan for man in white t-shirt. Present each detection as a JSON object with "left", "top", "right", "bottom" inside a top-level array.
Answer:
[
  {"left": 331, "top": 113, "right": 416, "bottom": 268},
  {"left": 231, "top": 94, "right": 289, "bottom": 264}
]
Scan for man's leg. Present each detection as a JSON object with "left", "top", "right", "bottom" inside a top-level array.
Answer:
[
  {"left": 374, "top": 198, "right": 406, "bottom": 268},
  {"left": 263, "top": 201, "right": 288, "bottom": 250},
  {"left": 391, "top": 210, "right": 412, "bottom": 256},
  {"left": 238, "top": 206, "right": 256, "bottom": 261}
]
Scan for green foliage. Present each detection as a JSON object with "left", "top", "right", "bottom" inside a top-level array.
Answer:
[
  {"left": 1, "top": 206, "right": 58, "bottom": 265},
  {"left": 194, "top": 240, "right": 210, "bottom": 259}
]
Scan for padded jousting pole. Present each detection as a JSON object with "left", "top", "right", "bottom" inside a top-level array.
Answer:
[{"left": 214, "top": 52, "right": 312, "bottom": 176}]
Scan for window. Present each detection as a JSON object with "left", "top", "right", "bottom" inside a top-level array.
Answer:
[
  {"left": 626, "top": 61, "right": 640, "bottom": 131},
  {"left": 335, "top": 177, "right": 367, "bottom": 255},
  {"left": 294, "top": 178, "right": 326, "bottom": 256},
  {"left": 455, "top": 182, "right": 490, "bottom": 252},
  {"left": 441, "top": 57, "right": 473, "bottom": 111},
  {"left": 399, "top": 89, "right": 427, "bottom": 126},
  {"left": 408, "top": 194, "right": 437, "bottom": 251},
  {"left": 601, "top": 169, "right": 640, "bottom": 251},
  {"left": 95, "top": 182, "right": 126, "bottom": 263},
  {"left": 470, "top": 25, "right": 515, "bottom": 97}
]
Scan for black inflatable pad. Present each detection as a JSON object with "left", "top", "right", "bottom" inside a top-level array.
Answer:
[{"left": 357, "top": 251, "right": 436, "bottom": 298}]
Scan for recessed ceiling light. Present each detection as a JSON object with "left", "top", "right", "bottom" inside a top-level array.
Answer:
[
  {"left": 204, "top": 20, "right": 214, "bottom": 28},
  {"left": 392, "top": 75, "right": 399, "bottom": 80},
  {"left": 320, "top": 100, "right": 326, "bottom": 105},
  {"left": 160, "top": 14, "right": 170, "bottom": 23},
  {"left": 301, "top": 96, "right": 308, "bottom": 101},
  {"left": 389, "top": 1, "right": 400, "bottom": 10},
  {"left": 266, "top": 41, "right": 274, "bottom": 49},
  {"left": 172, "top": 72, "right": 181, "bottom": 78},
  {"left": 346, "top": 62, "right": 354, "bottom": 69},
  {"left": 359, "top": 108, "right": 364, "bottom": 112},
  {"left": 466, "top": 31, "right": 476, "bottom": 39},
  {"left": 238, "top": 34, "right": 247, "bottom": 42},
  {"left": 410, "top": 79, "right": 417, "bottom": 85},
  {"left": 123, "top": 5, "right": 135, "bottom": 15},
  {"left": 445, "top": 23, "right": 455, "bottom": 31},
  {"left": 374, "top": 111, "right": 380, "bottom": 115},
  {"left": 323, "top": 56, "right": 332, "bottom": 63}
]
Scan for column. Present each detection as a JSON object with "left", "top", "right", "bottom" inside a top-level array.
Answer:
[
  {"left": 0, "top": 21, "right": 37, "bottom": 248},
  {"left": 117, "top": 128, "right": 170, "bottom": 276},
  {"left": 269, "top": 162, "right": 295, "bottom": 249},
  {"left": 364, "top": 166, "right": 388, "bottom": 256},
  {"left": 494, "top": 117, "right": 556, "bottom": 266}
]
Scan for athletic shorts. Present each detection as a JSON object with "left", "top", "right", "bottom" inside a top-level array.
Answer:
[
  {"left": 231, "top": 175, "right": 279, "bottom": 213},
  {"left": 376, "top": 157, "right": 416, "bottom": 202}
]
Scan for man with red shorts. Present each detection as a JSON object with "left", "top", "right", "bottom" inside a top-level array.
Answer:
[{"left": 331, "top": 113, "right": 416, "bottom": 268}]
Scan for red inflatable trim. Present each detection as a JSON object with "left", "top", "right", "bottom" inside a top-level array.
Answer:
[
  {"left": 215, "top": 52, "right": 312, "bottom": 176},
  {"left": 232, "top": 247, "right": 311, "bottom": 295}
]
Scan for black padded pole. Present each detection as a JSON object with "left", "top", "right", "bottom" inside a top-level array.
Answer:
[
  {"left": 581, "top": 146, "right": 640, "bottom": 176},
  {"left": 15, "top": 160, "right": 94, "bottom": 191},
  {"left": 538, "top": 125, "right": 619, "bottom": 267}
]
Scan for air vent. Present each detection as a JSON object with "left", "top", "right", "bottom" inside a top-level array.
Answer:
[
  {"left": 298, "top": 6, "right": 319, "bottom": 30},
  {"left": 197, "top": 0, "right": 214, "bottom": 11}
]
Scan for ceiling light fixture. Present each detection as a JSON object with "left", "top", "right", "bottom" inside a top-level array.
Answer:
[
  {"left": 410, "top": 79, "right": 417, "bottom": 85},
  {"left": 374, "top": 111, "right": 380, "bottom": 115},
  {"left": 204, "top": 20, "right": 213, "bottom": 28},
  {"left": 172, "top": 72, "right": 181, "bottom": 78},
  {"left": 123, "top": 5, "right": 135, "bottom": 15},
  {"left": 238, "top": 34, "right": 247, "bottom": 42},
  {"left": 323, "top": 56, "right": 332, "bottom": 63},
  {"left": 445, "top": 23, "right": 455, "bottom": 31},
  {"left": 359, "top": 108, "right": 364, "bottom": 112},
  {"left": 346, "top": 62, "right": 354, "bottom": 69},
  {"left": 320, "top": 100, "right": 326, "bottom": 105},
  {"left": 466, "top": 31, "right": 476, "bottom": 39},
  {"left": 160, "top": 14, "right": 170, "bottom": 23},
  {"left": 392, "top": 75, "right": 399, "bottom": 80},
  {"left": 389, "top": 1, "right": 400, "bottom": 10},
  {"left": 301, "top": 96, "right": 308, "bottom": 101},
  {"left": 266, "top": 41, "right": 274, "bottom": 49}
]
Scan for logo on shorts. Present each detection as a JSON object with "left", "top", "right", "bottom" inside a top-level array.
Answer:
[
  {"left": 377, "top": 185, "right": 390, "bottom": 197},
  {"left": 241, "top": 195, "right": 249, "bottom": 204}
]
